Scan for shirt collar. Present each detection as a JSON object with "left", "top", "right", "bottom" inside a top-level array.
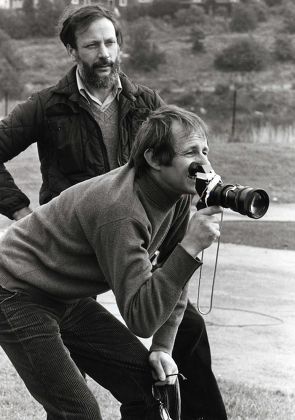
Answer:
[{"left": 76, "top": 67, "right": 122, "bottom": 108}]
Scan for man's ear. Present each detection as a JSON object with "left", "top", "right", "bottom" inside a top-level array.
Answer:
[
  {"left": 67, "top": 44, "right": 78, "bottom": 63},
  {"left": 144, "top": 149, "right": 161, "bottom": 171}
]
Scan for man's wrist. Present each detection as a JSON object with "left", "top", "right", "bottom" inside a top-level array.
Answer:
[
  {"left": 179, "top": 241, "right": 202, "bottom": 259},
  {"left": 13, "top": 207, "right": 32, "bottom": 221}
]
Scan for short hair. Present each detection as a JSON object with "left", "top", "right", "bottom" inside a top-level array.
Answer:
[
  {"left": 128, "top": 105, "right": 208, "bottom": 178},
  {"left": 59, "top": 5, "right": 123, "bottom": 49}
]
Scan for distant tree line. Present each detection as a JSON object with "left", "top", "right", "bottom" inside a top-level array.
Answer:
[
  {"left": 1, "top": 0, "right": 295, "bottom": 79},
  {"left": 125, "top": 0, "right": 295, "bottom": 74},
  {"left": 0, "top": 0, "right": 70, "bottom": 39}
]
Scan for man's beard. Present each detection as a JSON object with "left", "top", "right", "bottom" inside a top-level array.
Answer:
[{"left": 78, "top": 57, "right": 120, "bottom": 89}]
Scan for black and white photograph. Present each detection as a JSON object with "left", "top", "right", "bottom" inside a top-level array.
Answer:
[{"left": 0, "top": 0, "right": 294, "bottom": 419}]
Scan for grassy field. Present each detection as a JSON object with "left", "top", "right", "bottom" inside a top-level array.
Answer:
[
  {"left": 0, "top": 356, "right": 294, "bottom": 420},
  {"left": 221, "top": 221, "right": 295, "bottom": 250}
]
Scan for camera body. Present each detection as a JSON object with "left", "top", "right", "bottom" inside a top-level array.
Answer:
[{"left": 188, "top": 162, "right": 269, "bottom": 219}]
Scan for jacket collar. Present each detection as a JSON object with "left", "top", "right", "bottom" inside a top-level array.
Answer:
[
  {"left": 51, "top": 66, "right": 139, "bottom": 103},
  {"left": 51, "top": 66, "right": 80, "bottom": 100}
]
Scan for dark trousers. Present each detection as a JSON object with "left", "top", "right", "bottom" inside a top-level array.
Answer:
[{"left": 0, "top": 287, "right": 226, "bottom": 420}]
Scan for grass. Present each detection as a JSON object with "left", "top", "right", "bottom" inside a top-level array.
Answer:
[
  {"left": 220, "top": 380, "right": 295, "bottom": 420},
  {"left": 221, "top": 221, "right": 295, "bottom": 250},
  {"left": 1, "top": 348, "right": 294, "bottom": 420},
  {"left": 208, "top": 142, "right": 295, "bottom": 204}
]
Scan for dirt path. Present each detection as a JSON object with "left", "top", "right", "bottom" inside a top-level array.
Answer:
[
  {"left": 97, "top": 242, "right": 295, "bottom": 394},
  {"left": 189, "top": 243, "right": 295, "bottom": 394}
]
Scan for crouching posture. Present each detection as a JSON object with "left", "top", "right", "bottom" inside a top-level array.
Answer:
[{"left": 0, "top": 105, "right": 227, "bottom": 420}]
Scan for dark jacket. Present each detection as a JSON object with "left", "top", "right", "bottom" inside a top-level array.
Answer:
[{"left": 0, "top": 67, "right": 164, "bottom": 219}]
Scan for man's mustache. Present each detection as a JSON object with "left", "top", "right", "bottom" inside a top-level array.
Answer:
[{"left": 93, "top": 59, "right": 114, "bottom": 68}]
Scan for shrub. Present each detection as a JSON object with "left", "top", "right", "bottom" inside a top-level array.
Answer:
[
  {"left": 0, "top": 11, "right": 32, "bottom": 39},
  {"left": 149, "top": 0, "right": 182, "bottom": 18},
  {"left": 0, "top": 30, "right": 24, "bottom": 114},
  {"left": 251, "top": 0, "right": 269, "bottom": 22},
  {"left": 0, "top": 28, "right": 9, "bottom": 45},
  {"left": 264, "top": 0, "right": 283, "bottom": 6},
  {"left": 36, "top": 0, "right": 65, "bottom": 37},
  {"left": 126, "top": 20, "right": 165, "bottom": 72},
  {"left": 22, "top": 0, "right": 39, "bottom": 36},
  {"left": 123, "top": 1, "right": 183, "bottom": 21},
  {"left": 173, "top": 6, "right": 206, "bottom": 27},
  {"left": 215, "top": 83, "right": 231, "bottom": 97},
  {"left": 273, "top": 35, "right": 295, "bottom": 61},
  {"left": 214, "top": 6, "right": 230, "bottom": 18},
  {"left": 214, "top": 37, "right": 270, "bottom": 72},
  {"left": 122, "top": 5, "right": 147, "bottom": 21},
  {"left": 230, "top": 4, "right": 258, "bottom": 32},
  {"left": 191, "top": 28, "right": 206, "bottom": 53},
  {"left": 282, "top": 2, "right": 295, "bottom": 33}
]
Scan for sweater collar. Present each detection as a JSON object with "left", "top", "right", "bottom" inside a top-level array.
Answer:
[{"left": 136, "top": 171, "right": 183, "bottom": 211}]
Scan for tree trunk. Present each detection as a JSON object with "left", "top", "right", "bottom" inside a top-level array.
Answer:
[{"left": 231, "top": 88, "right": 237, "bottom": 138}]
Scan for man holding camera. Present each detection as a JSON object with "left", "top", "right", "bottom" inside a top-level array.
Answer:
[{"left": 0, "top": 105, "right": 227, "bottom": 420}]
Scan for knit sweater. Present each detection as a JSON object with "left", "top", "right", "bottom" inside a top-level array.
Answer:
[
  {"left": 0, "top": 165, "right": 201, "bottom": 354},
  {"left": 90, "top": 99, "right": 119, "bottom": 170}
]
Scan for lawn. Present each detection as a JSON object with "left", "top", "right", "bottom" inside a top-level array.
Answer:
[
  {"left": 0, "top": 353, "right": 294, "bottom": 420},
  {"left": 221, "top": 221, "right": 295, "bottom": 250}
]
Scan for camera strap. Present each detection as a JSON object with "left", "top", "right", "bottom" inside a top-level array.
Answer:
[
  {"left": 196, "top": 211, "right": 224, "bottom": 315},
  {"left": 203, "top": 174, "right": 222, "bottom": 207}
]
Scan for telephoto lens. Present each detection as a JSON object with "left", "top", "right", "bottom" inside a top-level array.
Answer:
[{"left": 188, "top": 162, "right": 269, "bottom": 219}]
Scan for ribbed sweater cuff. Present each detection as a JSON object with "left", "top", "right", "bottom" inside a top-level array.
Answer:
[
  {"left": 150, "top": 323, "right": 179, "bottom": 355},
  {"left": 163, "top": 244, "right": 202, "bottom": 289}
]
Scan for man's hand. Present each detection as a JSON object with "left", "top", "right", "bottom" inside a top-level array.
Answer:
[
  {"left": 149, "top": 351, "right": 178, "bottom": 386},
  {"left": 180, "top": 205, "right": 223, "bottom": 258},
  {"left": 12, "top": 207, "right": 32, "bottom": 221}
]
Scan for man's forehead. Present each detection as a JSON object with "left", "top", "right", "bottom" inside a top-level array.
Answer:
[
  {"left": 76, "top": 17, "right": 116, "bottom": 40},
  {"left": 171, "top": 120, "right": 208, "bottom": 149}
]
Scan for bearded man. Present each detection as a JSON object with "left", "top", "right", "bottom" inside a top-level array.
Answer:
[{"left": 0, "top": 4, "right": 164, "bottom": 222}]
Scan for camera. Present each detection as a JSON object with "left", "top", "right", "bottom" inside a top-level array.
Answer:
[{"left": 188, "top": 162, "right": 269, "bottom": 219}]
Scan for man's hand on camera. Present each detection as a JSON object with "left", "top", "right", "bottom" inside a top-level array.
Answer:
[
  {"left": 149, "top": 351, "right": 178, "bottom": 386},
  {"left": 180, "top": 205, "right": 223, "bottom": 258}
]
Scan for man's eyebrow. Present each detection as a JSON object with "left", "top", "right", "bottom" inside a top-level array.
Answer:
[{"left": 83, "top": 36, "right": 116, "bottom": 45}]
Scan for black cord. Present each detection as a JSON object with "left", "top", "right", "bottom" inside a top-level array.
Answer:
[{"left": 193, "top": 305, "right": 284, "bottom": 328}]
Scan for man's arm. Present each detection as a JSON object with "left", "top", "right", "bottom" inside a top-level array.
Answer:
[
  {"left": 94, "top": 206, "right": 222, "bottom": 352},
  {"left": 92, "top": 204, "right": 221, "bottom": 383},
  {"left": 149, "top": 196, "right": 193, "bottom": 353},
  {"left": 0, "top": 95, "right": 41, "bottom": 219},
  {"left": 150, "top": 205, "right": 223, "bottom": 385},
  {"left": 94, "top": 217, "right": 200, "bottom": 345}
]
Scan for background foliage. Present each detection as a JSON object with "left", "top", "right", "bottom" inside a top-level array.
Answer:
[{"left": 1, "top": 0, "right": 295, "bottom": 143}]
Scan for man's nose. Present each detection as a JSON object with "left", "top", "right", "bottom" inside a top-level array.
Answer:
[
  {"left": 199, "top": 156, "right": 210, "bottom": 166},
  {"left": 97, "top": 43, "right": 109, "bottom": 59}
]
